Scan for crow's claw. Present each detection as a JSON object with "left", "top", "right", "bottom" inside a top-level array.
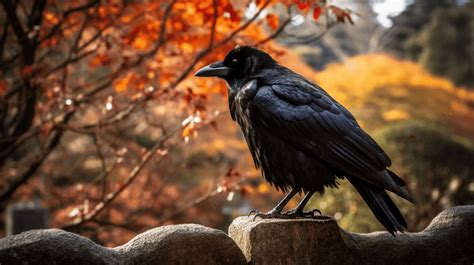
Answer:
[
  {"left": 248, "top": 207, "right": 323, "bottom": 220},
  {"left": 252, "top": 211, "right": 290, "bottom": 221},
  {"left": 247, "top": 209, "right": 259, "bottom": 218},
  {"left": 282, "top": 208, "right": 323, "bottom": 218}
]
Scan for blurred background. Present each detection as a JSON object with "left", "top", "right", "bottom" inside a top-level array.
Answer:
[{"left": 0, "top": 0, "right": 473, "bottom": 246}]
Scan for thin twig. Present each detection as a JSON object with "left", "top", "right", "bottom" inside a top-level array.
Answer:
[
  {"left": 0, "top": 111, "right": 74, "bottom": 209},
  {"left": 91, "top": 134, "right": 108, "bottom": 199},
  {"left": 62, "top": 0, "right": 276, "bottom": 134},
  {"left": 159, "top": 189, "right": 223, "bottom": 223},
  {"left": 209, "top": 0, "right": 218, "bottom": 46},
  {"left": 281, "top": 9, "right": 334, "bottom": 44},
  {"left": 169, "top": 0, "right": 272, "bottom": 88},
  {"left": 255, "top": 11, "right": 292, "bottom": 46},
  {"left": 61, "top": 127, "right": 179, "bottom": 230},
  {"left": 39, "top": 0, "right": 100, "bottom": 43},
  {"left": 1, "top": 0, "right": 26, "bottom": 42}
]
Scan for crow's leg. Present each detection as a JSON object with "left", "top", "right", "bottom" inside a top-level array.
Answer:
[
  {"left": 283, "top": 191, "right": 322, "bottom": 217},
  {"left": 249, "top": 189, "right": 298, "bottom": 220}
]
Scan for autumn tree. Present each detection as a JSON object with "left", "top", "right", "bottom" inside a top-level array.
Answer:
[{"left": 0, "top": 0, "right": 354, "bottom": 245}]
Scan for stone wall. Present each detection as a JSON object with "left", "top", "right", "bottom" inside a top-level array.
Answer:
[{"left": 0, "top": 206, "right": 472, "bottom": 264}]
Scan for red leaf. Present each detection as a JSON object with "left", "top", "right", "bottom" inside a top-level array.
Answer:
[
  {"left": 21, "top": 66, "right": 33, "bottom": 76},
  {"left": 223, "top": 3, "right": 240, "bottom": 22},
  {"left": 313, "top": 7, "right": 322, "bottom": 21},
  {"left": 329, "top": 5, "right": 354, "bottom": 25},
  {"left": 297, "top": 2, "right": 309, "bottom": 10},
  {"left": 0, "top": 80, "right": 6, "bottom": 95}
]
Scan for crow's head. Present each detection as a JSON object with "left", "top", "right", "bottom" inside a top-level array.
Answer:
[{"left": 195, "top": 46, "right": 276, "bottom": 81}]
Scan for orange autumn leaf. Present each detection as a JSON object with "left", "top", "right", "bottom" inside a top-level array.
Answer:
[
  {"left": 181, "top": 42, "right": 194, "bottom": 53},
  {"left": 266, "top": 14, "right": 279, "bottom": 30},
  {"left": 114, "top": 73, "right": 133, "bottom": 93},
  {"left": 257, "top": 182, "right": 270, "bottom": 194},
  {"left": 222, "top": 3, "right": 240, "bottom": 22},
  {"left": 181, "top": 123, "right": 198, "bottom": 142},
  {"left": 159, "top": 72, "right": 175, "bottom": 86},
  {"left": 182, "top": 125, "right": 191, "bottom": 138},
  {"left": 132, "top": 35, "right": 150, "bottom": 50},
  {"left": 120, "top": 13, "right": 134, "bottom": 23},
  {"left": 172, "top": 21, "right": 185, "bottom": 31},
  {"left": 44, "top": 11, "right": 59, "bottom": 24},
  {"left": 122, "top": 26, "right": 140, "bottom": 45},
  {"left": 89, "top": 54, "right": 111, "bottom": 67},
  {"left": 97, "top": 6, "right": 107, "bottom": 17}
]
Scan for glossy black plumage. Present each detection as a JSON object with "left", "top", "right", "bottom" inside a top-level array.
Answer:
[{"left": 195, "top": 46, "right": 414, "bottom": 234}]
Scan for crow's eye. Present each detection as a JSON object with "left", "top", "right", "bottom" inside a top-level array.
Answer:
[{"left": 231, "top": 58, "right": 238, "bottom": 65}]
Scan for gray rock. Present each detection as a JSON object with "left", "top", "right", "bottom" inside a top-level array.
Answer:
[
  {"left": 229, "top": 206, "right": 474, "bottom": 265},
  {"left": 0, "top": 229, "right": 116, "bottom": 264},
  {"left": 0, "top": 224, "right": 246, "bottom": 265},
  {"left": 116, "top": 224, "right": 246, "bottom": 265},
  {"left": 229, "top": 215, "right": 362, "bottom": 265}
]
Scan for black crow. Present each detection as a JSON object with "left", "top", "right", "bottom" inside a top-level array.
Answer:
[{"left": 195, "top": 46, "right": 414, "bottom": 234}]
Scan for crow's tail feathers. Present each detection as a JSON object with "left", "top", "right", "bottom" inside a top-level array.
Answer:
[{"left": 348, "top": 176, "right": 407, "bottom": 235}]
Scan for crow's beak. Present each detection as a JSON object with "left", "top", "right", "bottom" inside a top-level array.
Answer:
[{"left": 195, "top": 61, "right": 230, "bottom": 77}]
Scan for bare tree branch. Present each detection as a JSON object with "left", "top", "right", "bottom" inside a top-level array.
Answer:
[
  {"left": 0, "top": 0, "right": 46, "bottom": 167},
  {"left": 0, "top": 120, "right": 65, "bottom": 210},
  {"left": 61, "top": 127, "right": 179, "bottom": 230},
  {"left": 1, "top": 0, "right": 26, "bottom": 43},
  {"left": 0, "top": 6, "right": 11, "bottom": 60},
  {"left": 38, "top": 0, "right": 99, "bottom": 43},
  {"left": 159, "top": 188, "right": 224, "bottom": 223},
  {"left": 209, "top": 0, "right": 218, "bottom": 46},
  {"left": 255, "top": 7, "right": 292, "bottom": 47}
]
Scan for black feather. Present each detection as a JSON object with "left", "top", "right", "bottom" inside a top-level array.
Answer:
[{"left": 348, "top": 176, "right": 407, "bottom": 234}]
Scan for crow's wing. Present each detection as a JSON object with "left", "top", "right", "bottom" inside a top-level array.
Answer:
[{"left": 248, "top": 82, "right": 412, "bottom": 200}]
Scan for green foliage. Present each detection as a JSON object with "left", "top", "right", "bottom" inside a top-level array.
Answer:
[
  {"left": 406, "top": 5, "right": 474, "bottom": 88},
  {"left": 382, "top": 0, "right": 474, "bottom": 88},
  {"left": 381, "top": 0, "right": 457, "bottom": 58},
  {"left": 316, "top": 53, "right": 474, "bottom": 138},
  {"left": 375, "top": 121, "right": 474, "bottom": 230}
]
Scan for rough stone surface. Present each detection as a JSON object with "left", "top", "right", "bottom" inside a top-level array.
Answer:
[
  {"left": 0, "top": 229, "right": 116, "bottom": 264},
  {"left": 228, "top": 205, "right": 474, "bottom": 265},
  {"left": 229, "top": 215, "right": 362, "bottom": 265},
  {"left": 116, "top": 224, "right": 246, "bottom": 265},
  {"left": 1, "top": 207, "right": 472, "bottom": 265},
  {"left": 0, "top": 224, "right": 246, "bottom": 265}
]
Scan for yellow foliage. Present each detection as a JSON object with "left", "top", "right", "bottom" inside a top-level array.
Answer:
[
  {"left": 383, "top": 109, "right": 410, "bottom": 121},
  {"left": 257, "top": 182, "right": 270, "bottom": 194},
  {"left": 181, "top": 42, "right": 194, "bottom": 53},
  {"left": 316, "top": 54, "right": 474, "bottom": 102},
  {"left": 132, "top": 35, "right": 150, "bottom": 50},
  {"left": 311, "top": 54, "right": 474, "bottom": 135}
]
